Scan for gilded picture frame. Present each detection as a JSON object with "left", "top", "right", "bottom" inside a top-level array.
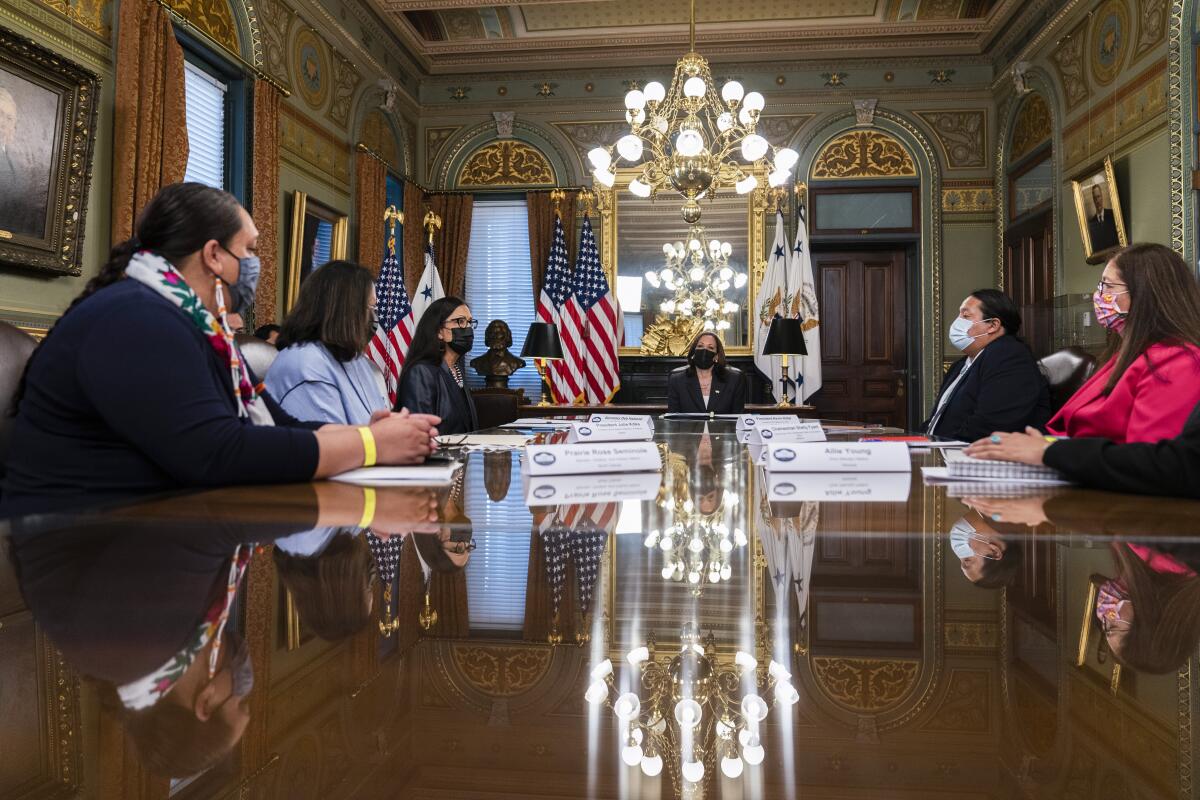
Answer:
[
  {"left": 1076, "top": 572, "right": 1122, "bottom": 695},
  {"left": 596, "top": 169, "right": 769, "bottom": 357},
  {"left": 1071, "top": 156, "right": 1128, "bottom": 265},
  {"left": 285, "top": 190, "right": 349, "bottom": 313},
  {"left": 0, "top": 25, "right": 99, "bottom": 276}
]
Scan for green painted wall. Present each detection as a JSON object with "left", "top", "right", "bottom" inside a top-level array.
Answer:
[{"left": 942, "top": 222, "right": 996, "bottom": 338}]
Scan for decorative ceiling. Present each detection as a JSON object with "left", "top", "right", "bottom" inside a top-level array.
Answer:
[{"left": 374, "top": 0, "right": 1014, "bottom": 74}]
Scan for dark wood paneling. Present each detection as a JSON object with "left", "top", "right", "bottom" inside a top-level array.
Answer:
[{"left": 1004, "top": 209, "right": 1055, "bottom": 358}]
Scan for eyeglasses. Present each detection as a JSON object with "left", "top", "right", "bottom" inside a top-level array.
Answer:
[
  {"left": 446, "top": 539, "right": 476, "bottom": 555},
  {"left": 1096, "top": 280, "right": 1128, "bottom": 294},
  {"left": 445, "top": 317, "right": 478, "bottom": 330}
]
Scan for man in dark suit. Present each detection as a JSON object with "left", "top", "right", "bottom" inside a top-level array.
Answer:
[
  {"left": 1086, "top": 183, "right": 1119, "bottom": 253},
  {"left": 966, "top": 399, "right": 1200, "bottom": 498},
  {"left": 922, "top": 289, "right": 1051, "bottom": 442}
]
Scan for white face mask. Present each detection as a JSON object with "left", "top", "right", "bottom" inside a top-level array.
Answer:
[
  {"left": 950, "top": 519, "right": 999, "bottom": 560},
  {"left": 948, "top": 316, "right": 995, "bottom": 351}
]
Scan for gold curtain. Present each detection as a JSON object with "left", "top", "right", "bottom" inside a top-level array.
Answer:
[
  {"left": 402, "top": 183, "right": 427, "bottom": 299},
  {"left": 396, "top": 535, "right": 423, "bottom": 654},
  {"left": 526, "top": 190, "right": 578, "bottom": 299},
  {"left": 111, "top": 0, "right": 189, "bottom": 243},
  {"left": 427, "top": 193, "right": 473, "bottom": 298},
  {"left": 251, "top": 81, "right": 280, "bottom": 325},
  {"left": 355, "top": 151, "right": 387, "bottom": 276},
  {"left": 426, "top": 570, "right": 469, "bottom": 638}
]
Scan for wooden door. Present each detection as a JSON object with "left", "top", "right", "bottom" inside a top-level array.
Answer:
[
  {"left": 1005, "top": 210, "right": 1055, "bottom": 358},
  {"left": 810, "top": 250, "right": 908, "bottom": 428}
]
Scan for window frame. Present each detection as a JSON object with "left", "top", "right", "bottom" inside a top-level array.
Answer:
[{"left": 177, "top": 31, "right": 249, "bottom": 203}]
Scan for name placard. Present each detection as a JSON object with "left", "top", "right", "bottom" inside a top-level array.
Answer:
[
  {"left": 735, "top": 414, "right": 763, "bottom": 433},
  {"left": 749, "top": 418, "right": 826, "bottom": 445},
  {"left": 765, "top": 442, "right": 911, "bottom": 473},
  {"left": 767, "top": 470, "right": 913, "bottom": 502},
  {"left": 525, "top": 442, "right": 662, "bottom": 475},
  {"left": 524, "top": 471, "right": 661, "bottom": 506},
  {"left": 568, "top": 419, "right": 655, "bottom": 443},
  {"left": 589, "top": 413, "right": 655, "bottom": 430}
]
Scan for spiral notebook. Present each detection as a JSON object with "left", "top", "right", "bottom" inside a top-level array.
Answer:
[{"left": 940, "top": 449, "right": 1067, "bottom": 482}]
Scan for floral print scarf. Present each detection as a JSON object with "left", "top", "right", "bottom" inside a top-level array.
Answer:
[{"left": 125, "top": 250, "right": 273, "bottom": 426}]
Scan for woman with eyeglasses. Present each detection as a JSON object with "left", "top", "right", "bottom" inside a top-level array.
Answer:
[
  {"left": 1045, "top": 243, "right": 1200, "bottom": 443},
  {"left": 266, "top": 260, "right": 389, "bottom": 426},
  {"left": 396, "top": 296, "right": 479, "bottom": 435}
]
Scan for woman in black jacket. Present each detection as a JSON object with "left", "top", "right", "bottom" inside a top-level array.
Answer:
[
  {"left": 396, "top": 296, "right": 479, "bottom": 434},
  {"left": 666, "top": 332, "right": 747, "bottom": 414}
]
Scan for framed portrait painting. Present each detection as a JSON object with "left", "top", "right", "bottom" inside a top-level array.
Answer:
[
  {"left": 0, "top": 25, "right": 99, "bottom": 276},
  {"left": 1071, "top": 157, "right": 1128, "bottom": 264},
  {"left": 285, "top": 191, "right": 348, "bottom": 313}
]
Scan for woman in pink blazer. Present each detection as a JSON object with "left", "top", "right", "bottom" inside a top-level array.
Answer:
[{"left": 1048, "top": 243, "right": 1200, "bottom": 443}]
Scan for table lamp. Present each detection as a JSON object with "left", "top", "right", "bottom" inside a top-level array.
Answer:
[
  {"left": 762, "top": 317, "right": 808, "bottom": 408},
  {"left": 521, "top": 322, "right": 565, "bottom": 406}
]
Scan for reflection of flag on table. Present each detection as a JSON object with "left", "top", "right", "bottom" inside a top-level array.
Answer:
[
  {"left": 758, "top": 490, "right": 818, "bottom": 633},
  {"left": 366, "top": 229, "right": 413, "bottom": 404},
  {"left": 367, "top": 531, "right": 403, "bottom": 583},
  {"left": 565, "top": 214, "right": 620, "bottom": 404},
  {"left": 537, "top": 502, "right": 616, "bottom": 618},
  {"left": 535, "top": 213, "right": 583, "bottom": 404}
]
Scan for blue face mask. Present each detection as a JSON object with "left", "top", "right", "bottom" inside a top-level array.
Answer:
[
  {"left": 948, "top": 316, "right": 995, "bottom": 351},
  {"left": 950, "top": 519, "right": 1000, "bottom": 560},
  {"left": 222, "top": 245, "right": 261, "bottom": 314}
]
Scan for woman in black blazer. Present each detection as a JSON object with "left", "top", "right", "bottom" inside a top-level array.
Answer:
[
  {"left": 396, "top": 296, "right": 479, "bottom": 434},
  {"left": 666, "top": 332, "right": 747, "bottom": 414}
]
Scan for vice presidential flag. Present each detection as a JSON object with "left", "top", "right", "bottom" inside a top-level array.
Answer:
[
  {"left": 753, "top": 210, "right": 795, "bottom": 402},
  {"left": 366, "top": 226, "right": 414, "bottom": 404},
  {"left": 791, "top": 205, "right": 822, "bottom": 402},
  {"left": 411, "top": 240, "right": 445, "bottom": 324}
]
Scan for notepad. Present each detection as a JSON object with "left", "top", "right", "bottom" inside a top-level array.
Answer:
[
  {"left": 941, "top": 449, "right": 1066, "bottom": 482},
  {"left": 439, "top": 434, "right": 531, "bottom": 450},
  {"left": 330, "top": 463, "right": 462, "bottom": 486}
]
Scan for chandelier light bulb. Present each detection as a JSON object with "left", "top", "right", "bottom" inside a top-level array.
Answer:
[
  {"left": 588, "top": 147, "right": 612, "bottom": 170},
  {"left": 624, "top": 89, "right": 646, "bottom": 111},
  {"left": 716, "top": 718, "right": 734, "bottom": 739},
  {"left": 653, "top": 116, "right": 669, "bottom": 134},
  {"left": 709, "top": 239, "right": 722, "bottom": 254},
  {"left": 716, "top": 320, "right": 730, "bottom": 330},
  {"left": 775, "top": 147, "right": 800, "bottom": 170},
  {"left": 683, "top": 76, "right": 707, "bottom": 98},
  {"left": 720, "top": 563, "right": 732, "bottom": 580},
  {"left": 682, "top": 760, "right": 706, "bottom": 784},
  {"left": 661, "top": 564, "right": 675, "bottom": 579},
  {"left": 661, "top": 268, "right": 675, "bottom": 283},
  {"left": 721, "top": 755, "right": 745, "bottom": 779},
  {"left": 594, "top": 167, "right": 616, "bottom": 188},
  {"left": 734, "top": 528, "right": 747, "bottom": 546},
  {"left": 719, "top": 537, "right": 735, "bottom": 553},
  {"left": 661, "top": 243, "right": 676, "bottom": 256},
  {"left": 644, "top": 271, "right": 661, "bottom": 288},
  {"left": 660, "top": 532, "right": 675, "bottom": 549},
  {"left": 617, "top": 134, "right": 644, "bottom": 162},
  {"left": 703, "top": 320, "right": 715, "bottom": 330},
  {"left": 738, "top": 107, "right": 755, "bottom": 126},
  {"left": 626, "top": 108, "right": 646, "bottom": 125},
  {"left": 734, "top": 273, "right": 748, "bottom": 288},
  {"left": 768, "top": 659, "right": 792, "bottom": 681},
  {"left": 741, "top": 694, "right": 769, "bottom": 722},
  {"left": 644, "top": 81, "right": 666, "bottom": 103},
  {"left": 705, "top": 298, "right": 719, "bottom": 311},
  {"left": 689, "top": 536, "right": 704, "bottom": 553},
  {"left": 627, "top": 646, "right": 650, "bottom": 665},
  {"left": 628, "top": 178, "right": 652, "bottom": 198},
  {"left": 722, "top": 242, "right": 733, "bottom": 257},
  {"left": 735, "top": 175, "right": 758, "bottom": 194},
  {"left": 743, "top": 744, "right": 765, "bottom": 766},
  {"left": 643, "top": 530, "right": 660, "bottom": 548},
  {"left": 686, "top": 238, "right": 700, "bottom": 251},
  {"left": 674, "top": 698, "right": 703, "bottom": 728},
  {"left": 590, "top": 659, "right": 614, "bottom": 680},
  {"left": 640, "top": 753, "right": 664, "bottom": 776},
  {"left": 768, "top": 169, "right": 791, "bottom": 188},
  {"left": 688, "top": 569, "right": 701, "bottom": 583},
  {"left": 708, "top": 571, "right": 720, "bottom": 583},
  {"left": 689, "top": 267, "right": 705, "bottom": 282},
  {"left": 723, "top": 301, "right": 738, "bottom": 314},
  {"left": 585, "top": 680, "right": 608, "bottom": 705},
  {"left": 719, "top": 266, "right": 733, "bottom": 280},
  {"left": 735, "top": 650, "right": 758, "bottom": 670},
  {"left": 614, "top": 692, "right": 641, "bottom": 720},
  {"left": 776, "top": 681, "right": 800, "bottom": 706},
  {"left": 741, "top": 134, "right": 769, "bottom": 162},
  {"left": 738, "top": 728, "right": 757, "bottom": 748},
  {"left": 675, "top": 129, "right": 705, "bottom": 157},
  {"left": 717, "top": 112, "right": 734, "bottom": 132},
  {"left": 674, "top": 241, "right": 686, "bottom": 255},
  {"left": 621, "top": 744, "right": 644, "bottom": 766},
  {"left": 743, "top": 91, "right": 765, "bottom": 112},
  {"left": 721, "top": 80, "right": 745, "bottom": 104}
]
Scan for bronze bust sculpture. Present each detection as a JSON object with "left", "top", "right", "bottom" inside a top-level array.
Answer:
[{"left": 470, "top": 319, "right": 527, "bottom": 388}]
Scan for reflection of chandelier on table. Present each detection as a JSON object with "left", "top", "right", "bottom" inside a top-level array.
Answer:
[
  {"left": 585, "top": 624, "right": 799, "bottom": 797},
  {"left": 644, "top": 224, "right": 748, "bottom": 334},
  {"left": 587, "top": 0, "right": 798, "bottom": 222}
]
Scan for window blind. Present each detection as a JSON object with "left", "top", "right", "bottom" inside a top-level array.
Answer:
[
  {"left": 462, "top": 200, "right": 541, "bottom": 397},
  {"left": 182, "top": 61, "right": 227, "bottom": 190},
  {"left": 313, "top": 221, "right": 332, "bottom": 268},
  {"left": 464, "top": 453, "right": 532, "bottom": 631}
]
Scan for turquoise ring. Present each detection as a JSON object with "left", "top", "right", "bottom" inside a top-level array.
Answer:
[{"left": 989, "top": 434, "right": 1001, "bottom": 443}]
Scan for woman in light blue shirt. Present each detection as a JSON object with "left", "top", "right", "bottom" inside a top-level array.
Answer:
[{"left": 266, "top": 260, "right": 389, "bottom": 425}]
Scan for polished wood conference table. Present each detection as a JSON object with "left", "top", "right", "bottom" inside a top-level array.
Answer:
[{"left": 3, "top": 417, "right": 1200, "bottom": 800}]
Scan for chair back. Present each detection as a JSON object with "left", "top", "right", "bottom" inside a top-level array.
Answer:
[
  {"left": 235, "top": 333, "right": 279, "bottom": 380},
  {"left": 0, "top": 322, "right": 38, "bottom": 477},
  {"left": 1037, "top": 346, "right": 1097, "bottom": 412},
  {"left": 470, "top": 387, "right": 525, "bottom": 430}
]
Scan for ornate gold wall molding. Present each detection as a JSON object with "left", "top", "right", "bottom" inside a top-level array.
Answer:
[
  {"left": 1010, "top": 93, "right": 1052, "bottom": 162},
  {"left": 1060, "top": 59, "right": 1167, "bottom": 170},
  {"left": 1134, "top": 0, "right": 1169, "bottom": 60},
  {"left": 811, "top": 129, "right": 917, "bottom": 179},
  {"left": 280, "top": 104, "right": 351, "bottom": 190},
  {"left": 292, "top": 26, "right": 329, "bottom": 110},
  {"left": 918, "top": 669, "right": 990, "bottom": 732},
  {"left": 166, "top": 0, "right": 240, "bottom": 57},
  {"left": 361, "top": 109, "right": 402, "bottom": 170},
  {"left": 325, "top": 47, "right": 362, "bottom": 128},
  {"left": 30, "top": 0, "right": 109, "bottom": 39},
  {"left": 942, "top": 621, "right": 998, "bottom": 647},
  {"left": 457, "top": 139, "right": 556, "bottom": 187},
  {"left": 451, "top": 647, "right": 553, "bottom": 697},
  {"left": 425, "top": 125, "right": 462, "bottom": 182},
  {"left": 811, "top": 657, "right": 920, "bottom": 713},
  {"left": 257, "top": 0, "right": 294, "bottom": 89},
  {"left": 1051, "top": 21, "right": 1091, "bottom": 113},
  {"left": 942, "top": 184, "right": 995, "bottom": 213},
  {"left": 915, "top": 109, "right": 987, "bottom": 168},
  {"left": 1090, "top": 0, "right": 1132, "bottom": 86}
]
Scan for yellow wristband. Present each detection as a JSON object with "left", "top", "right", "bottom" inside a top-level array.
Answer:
[
  {"left": 359, "top": 487, "right": 376, "bottom": 529},
  {"left": 358, "top": 426, "right": 377, "bottom": 468}
]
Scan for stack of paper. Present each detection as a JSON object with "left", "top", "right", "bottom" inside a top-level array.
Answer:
[
  {"left": 922, "top": 449, "right": 1071, "bottom": 486},
  {"left": 331, "top": 462, "right": 462, "bottom": 486}
]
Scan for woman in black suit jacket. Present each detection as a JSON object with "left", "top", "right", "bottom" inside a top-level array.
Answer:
[
  {"left": 396, "top": 296, "right": 479, "bottom": 434},
  {"left": 666, "top": 332, "right": 747, "bottom": 414}
]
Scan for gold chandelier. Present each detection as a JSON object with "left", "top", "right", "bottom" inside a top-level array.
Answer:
[
  {"left": 588, "top": 0, "right": 798, "bottom": 222},
  {"left": 585, "top": 624, "right": 798, "bottom": 796},
  {"left": 645, "top": 224, "right": 748, "bottom": 335}
]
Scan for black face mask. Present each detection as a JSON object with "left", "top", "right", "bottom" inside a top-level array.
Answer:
[
  {"left": 448, "top": 328, "right": 474, "bottom": 355},
  {"left": 691, "top": 349, "right": 717, "bottom": 370}
]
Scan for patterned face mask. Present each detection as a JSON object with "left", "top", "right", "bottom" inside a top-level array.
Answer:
[
  {"left": 1093, "top": 284, "right": 1129, "bottom": 332},
  {"left": 1096, "top": 578, "right": 1130, "bottom": 630}
]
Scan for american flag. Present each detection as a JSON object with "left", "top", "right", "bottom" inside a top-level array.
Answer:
[
  {"left": 366, "top": 223, "right": 414, "bottom": 404},
  {"left": 535, "top": 213, "right": 583, "bottom": 404},
  {"left": 536, "top": 502, "right": 616, "bottom": 618},
  {"left": 564, "top": 213, "right": 621, "bottom": 404}
]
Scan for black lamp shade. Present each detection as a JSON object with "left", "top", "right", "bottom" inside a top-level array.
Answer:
[
  {"left": 762, "top": 317, "right": 808, "bottom": 356},
  {"left": 521, "top": 321, "right": 565, "bottom": 360}
]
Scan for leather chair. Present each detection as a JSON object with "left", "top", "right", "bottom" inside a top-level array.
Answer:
[
  {"left": 1037, "top": 346, "right": 1097, "bottom": 412},
  {"left": 235, "top": 333, "right": 279, "bottom": 380},
  {"left": 470, "top": 387, "right": 525, "bottom": 430},
  {"left": 0, "top": 321, "right": 38, "bottom": 478}
]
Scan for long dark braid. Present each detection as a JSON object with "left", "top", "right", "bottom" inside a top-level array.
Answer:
[{"left": 10, "top": 182, "right": 244, "bottom": 414}]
